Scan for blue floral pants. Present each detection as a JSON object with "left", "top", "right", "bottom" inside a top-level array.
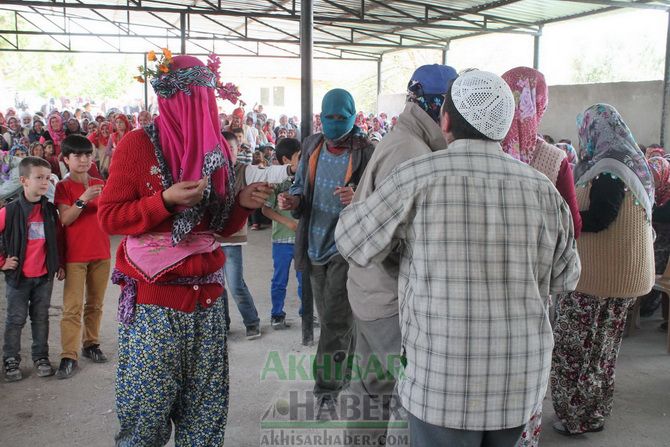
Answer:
[{"left": 115, "top": 299, "right": 229, "bottom": 446}]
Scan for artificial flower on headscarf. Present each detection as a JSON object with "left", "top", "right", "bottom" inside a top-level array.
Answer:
[
  {"left": 574, "top": 103, "right": 654, "bottom": 220},
  {"left": 501, "top": 67, "right": 548, "bottom": 164},
  {"left": 648, "top": 156, "right": 670, "bottom": 207},
  {"left": 149, "top": 54, "right": 236, "bottom": 244},
  {"left": 321, "top": 89, "right": 357, "bottom": 142}
]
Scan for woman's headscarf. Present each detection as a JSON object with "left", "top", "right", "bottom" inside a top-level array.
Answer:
[
  {"left": 355, "top": 112, "right": 367, "bottom": 132},
  {"left": 88, "top": 121, "right": 110, "bottom": 149},
  {"left": 9, "top": 142, "right": 27, "bottom": 157},
  {"left": 152, "top": 55, "right": 235, "bottom": 244},
  {"left": 46, "top": 113, "right": 66, "bottom": 151},
  {"left": 648, "top": 156, "right": 670, "bottom": 207},
  {"left": 645, "top": 145, "right": 665, "bottom": 160},
  {"left": 112, "top": 114, "right": 131, "bottom": 145},
  {"left": 501, "top": 67, "right": 548, "bottom": 164},
  {"left": 556, "top": 142, "right": 577, "bottom": 166},
  {"left": 20, "top": 112, "right": 32, "bottom": 128},
  {"left": 574, "top": 103, "right": 654, "bottom": 219},
  {"left": 66, "top": 118, "right": 82, "bottom": 135}
]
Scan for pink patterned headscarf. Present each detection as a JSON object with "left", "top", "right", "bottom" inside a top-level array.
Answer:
[
  {"left": 501, "top": 67, "right": 548, "bottom": 164},
  {"left": 648, "top": 156, "right": 670, "bottom": 207},
  {"left": 154, "top": 55, "right": 233, "bottom": 201},
  {"left": 46, "top": 113, "right": 66, "bottom": 154},
  {"left": 645, "top": 145, "right": 665, "bottom": 160}
]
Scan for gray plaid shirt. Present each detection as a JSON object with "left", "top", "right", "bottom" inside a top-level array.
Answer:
[{"left": 335, "top": 139, "right": 580, "bottom": 431}]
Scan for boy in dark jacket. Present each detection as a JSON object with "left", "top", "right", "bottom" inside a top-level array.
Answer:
[{"left": 1, "top": 156, "right": 64, "bottom": 381}]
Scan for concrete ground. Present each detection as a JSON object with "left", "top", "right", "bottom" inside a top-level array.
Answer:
[{"left": 0, "top": 230, "right": 668, "bottom": 447}]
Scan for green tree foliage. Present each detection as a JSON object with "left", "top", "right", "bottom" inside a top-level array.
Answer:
[{"left": 0, "top": 12, "right": 137, "bottom": 102}]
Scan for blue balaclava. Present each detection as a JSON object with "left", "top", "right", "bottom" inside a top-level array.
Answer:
[{"left": 321, "top": 88, "right": 356, "bottom": 141}]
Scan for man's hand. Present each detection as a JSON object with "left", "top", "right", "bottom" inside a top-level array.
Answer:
[
  {"left": 278, "top": 192, "right": 300, "bottom": 211},
  {"left": 239, "top": 182, "right": 273, "bottom": 209},
  {"left": 162, "top": 178, "right": 208, "bottom": 209},
  {"left": 57, "top": 267, "right": 65, "bottom": 281},
  {"left": 334, "top": 186, "right": 355, "bottom": 206},
  {"left": 80, "top": 184, "right": 103, "bottom": 203},
  {"left": 1, "top": 256, "right": 18, "bottom": 271}
]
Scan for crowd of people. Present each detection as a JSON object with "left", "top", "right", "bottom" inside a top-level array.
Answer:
[{"left": 1, "top": 52, "right": 669, "bottom": 447}]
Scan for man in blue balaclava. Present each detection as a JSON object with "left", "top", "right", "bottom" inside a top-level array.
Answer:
[
  {"left": 336, "top": 64, "right": 458, "bottom": 443},
  {"left": 280, "top": 88, "right": 375, "bottom": 412}
]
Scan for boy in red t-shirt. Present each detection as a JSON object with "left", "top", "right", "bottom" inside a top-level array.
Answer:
[
  {"left": 1, "top": 157, "right": 65, "bottom": 381},
  {"left": 54, "top": 135, "right": 111, "bottom": 379}
]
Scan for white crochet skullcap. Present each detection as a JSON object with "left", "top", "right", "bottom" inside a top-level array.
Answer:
[{"left": 450, "top": 70, "right": 515, "bottom": 140}]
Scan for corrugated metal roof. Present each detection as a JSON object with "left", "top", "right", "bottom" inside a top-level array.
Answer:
[{"left": 0, "top": 0, "right": 667, "bottom": 58}]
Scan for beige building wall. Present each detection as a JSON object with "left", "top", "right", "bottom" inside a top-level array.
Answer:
[
  {"left": 377, "top": 80, "right": 666, "bottom": 147},
  {"left": 541, "top": 81, "right": 664, "bottom": 147}
]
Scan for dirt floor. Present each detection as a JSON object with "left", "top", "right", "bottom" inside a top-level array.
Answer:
[{"left": 0, "top": 230, "right": 668, "bottom": 447}]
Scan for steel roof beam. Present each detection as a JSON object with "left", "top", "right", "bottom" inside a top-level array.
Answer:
[{"left": 563, "top": 0, "right": 669, "bottom": 10}]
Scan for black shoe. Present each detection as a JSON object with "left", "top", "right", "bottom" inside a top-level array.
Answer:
[
  {"left": 271, "top": 315, "right": 291, "bottom": 330},
  {"left": 4, "top": 357, "right": 22, "bottom": 382},
  {"left": 56, "top": 358, "right": 78, "bottom": 380},
  {"left": 246, "top": 325, "right": 261, "bottom": 340},
  {"left": 660, "top": 321, "right": 668, "bottom": 332},
  {"left": 82, "top": 344, "right": 108, "bottom": 363},
  {"left": 34, "top": 358, "right": 55, "bottom": 377}
]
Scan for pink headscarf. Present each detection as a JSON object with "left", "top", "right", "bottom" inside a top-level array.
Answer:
[
  {"left": 154, "top": 55, "right": 233, "bottom": 206},
  {"left": 648, "top": 156, "right": 670, "bottom": 207},
  {"left": 46, "top": 113, "right": 66, "bottom": 154},
  {"left": 501, "top": 67, "right": 548, "bottom": 164},
  {"left": 646, "top": 145, "right": 665, "bottom": 160}
]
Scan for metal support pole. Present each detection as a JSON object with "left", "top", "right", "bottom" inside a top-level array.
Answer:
[
  {"left": 533, "top": 25, "right": 542, "bottom": 70},
  {"left": 300, "top": 0, "right": 314, "bottom": 346},
  {"left": 300, "top": 0, "right": 313, "bottom": 142},
  {"left": 662, "top": 11, "right": 670, "bottom": 147},
  {"left": 442, "top": 42, "right": 449, "bottom": 65},
  {"left": 180, "top": 12, "right": 186, "bottom": 55},
  {"left": 143, "top": 55, "right": 148, "bottom": 111},
  {"left": 377, "top": 56, "right": 382, "bottom": 95}
]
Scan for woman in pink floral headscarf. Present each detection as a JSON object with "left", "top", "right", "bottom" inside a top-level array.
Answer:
[
  {"left": 502, "top": 66, "right": 582, "bottom": 447},
  {"left": 502, "top": 67, "right": 581, "bottom": 236}
]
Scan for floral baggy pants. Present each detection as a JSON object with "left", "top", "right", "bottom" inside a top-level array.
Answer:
[
  {"left": 550, "top": 291, "right": 633, "bottom": 435},
  {"left": 115, "top": 299, "right": 229, "bottom": 446}
]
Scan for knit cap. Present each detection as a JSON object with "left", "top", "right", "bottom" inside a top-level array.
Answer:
[{"left": 450, "top": 70, "right": 515, "bottom": 140}]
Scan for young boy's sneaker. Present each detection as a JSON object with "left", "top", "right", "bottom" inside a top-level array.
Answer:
[
  {"left": 4, "top": 357, "right": 22, "bottom": 382},
  {"left": 271, "top": 315, "right": 291, "bottom": 330},
  {"left": 56, "top": 358, "right": 78, "bottom": 379},
  {"left": 82, "top": 344, "right": 108, "bottom": 363},
  {"left": 246, "top": 325, "right": 261, "bottom": 340},
  {"left": 34, "top": 358, "right": 55, "bottom": 377}
]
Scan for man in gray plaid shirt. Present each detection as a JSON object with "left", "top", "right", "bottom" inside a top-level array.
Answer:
[{"left": 335, "top": 71, "right": 581, "bottom": 446}]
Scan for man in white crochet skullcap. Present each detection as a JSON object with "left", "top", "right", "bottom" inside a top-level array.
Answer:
[{"left": 336, "top": 70, "right": 580, "bottom": 446}]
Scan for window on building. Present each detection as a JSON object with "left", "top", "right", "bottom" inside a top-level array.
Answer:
[
  {"left": 273, "top": 86, "right": 285, "bottom": 107},
  {"left": 260, "top": 87, "right": 270, "bottom": 106}
]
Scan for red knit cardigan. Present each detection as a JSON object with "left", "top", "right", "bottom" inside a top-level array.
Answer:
[{"left": 97, "top": 129, "right": 249, "bottom": 312}]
